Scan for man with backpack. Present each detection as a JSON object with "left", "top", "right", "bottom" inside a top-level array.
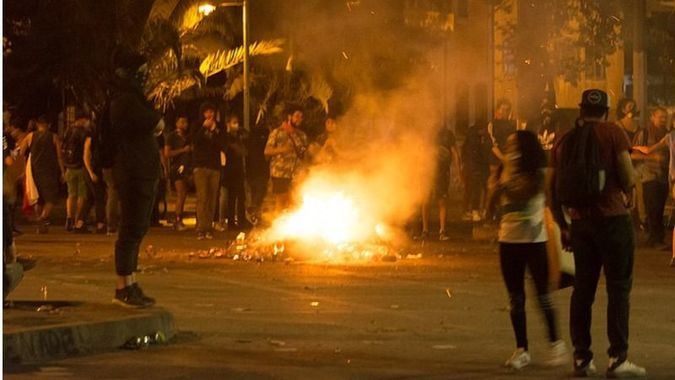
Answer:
[
  {"left": 550, "top": 89, "right": 646, "bottom": 377},
  {"left": 63, "top": 112, "right": 90, "bottom": 233}
]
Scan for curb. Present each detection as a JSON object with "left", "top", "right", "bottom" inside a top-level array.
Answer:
[{"left": 3, "top": 301, "right": 174, "bottom": 365}]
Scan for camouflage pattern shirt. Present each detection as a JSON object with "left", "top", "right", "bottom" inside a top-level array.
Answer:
[{"left": 266, "top": 125, "right": 308, "bottom": 179}]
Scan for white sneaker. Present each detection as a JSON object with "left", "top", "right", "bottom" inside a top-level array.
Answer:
[
  {"left": 607, "top": 358, "right": 646, "bottom": 378},
  {"left": 471, "top": 210, "right": 482, "bottom": 222},
  {"left": 462, "top": 212, "right": 472, "bottom": 221},
  {"left": 504, "top": 348, "right": 530, "bottom": 370},
  {"left": 574, "top": 358, "right": 597, "bottom": 377},
  {"left": 547, "top": 340, "right": 568, "bottom": 367}
]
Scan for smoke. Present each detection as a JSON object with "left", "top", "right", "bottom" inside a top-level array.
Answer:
[{"left": 265, "top": 1, "right": 449, "bottom": 249}]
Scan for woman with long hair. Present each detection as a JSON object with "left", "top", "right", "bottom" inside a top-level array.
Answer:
[{"left": 487, "top": 130, "right": 567, "bottom": 370}]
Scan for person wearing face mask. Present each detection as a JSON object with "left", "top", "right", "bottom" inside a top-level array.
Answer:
[
  {"left": 487, "top": 130, "right": 567, "bottom": 370},
  {"left": 220, "top": 114, "right": 250, "bottom": 231}
]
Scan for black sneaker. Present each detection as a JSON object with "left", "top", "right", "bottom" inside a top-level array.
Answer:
[
  {"left": 95, "top": 224, "right": 107, "bottom": 234},
  {"left": 112, "top": 285, "right": 154, "bottom": 308},
  {"left": 131, "top": 283, "right": 156, "bottom": 304},
  {"left": 65, "top": 218, "right": 74, "bottom": 232},
  {"left": 73, "top": 224, "right": 90, "bottom": 234},
  {"left": 36, "top": 220, "right": 50, "bottom": 234},
  {"left": 573, "top": 357, "right": 597, "bottom": 377}
]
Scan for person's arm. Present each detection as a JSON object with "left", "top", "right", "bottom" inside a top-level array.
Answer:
[
  {"left": 165, "top": 141, "right": 191, "bottom": 159},
  {"left": 617, "top": 150, "right": 636, "bottom": 195},
  {"left": 264, "top": 130, "right": 291, "bottom": 157},
  {"left": 450, "top": 146, "right": 462, "bottom": 183},
  {"left": 16, "top": 132, "right": 32, "bottom": 158},
  {"left": 53, "top": 134, "right": 66, "bottom": 180},
  {"left": 83, "top": 136, "right": 98, "bottom": 182},
  {"left": 633, "top": 137, "right": 668, "bottom": 155}
]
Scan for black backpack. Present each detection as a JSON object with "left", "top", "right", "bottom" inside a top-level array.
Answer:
[
  {"left": 62, "top": 128, "right": 84, "bottom": 167},
  {"left": 555, "top": 120, "right": 606, "bottom": 208}
]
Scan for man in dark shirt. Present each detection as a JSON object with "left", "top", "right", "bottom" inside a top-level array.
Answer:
[
  {"left": 108, "top": 48, "right": 163, "bottom": 308},
  {"left": 164, "top": 115, "right": 192, "bottom": 231},
  {"left": 222, "top": 115, "right": 250, "bottom": 230},
  {"left": 550, "top": 89, "right": 645, "bottom": 377},
  {"left": 191, "top": 102, "right": 228, "bottom": 240}
]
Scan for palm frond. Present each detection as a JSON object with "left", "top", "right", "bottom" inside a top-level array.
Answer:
[
  {"left": 308, "top": 74, "right": 333, "bottom": 113},
  {"left": 147, "top": 72, "right": 202, "bottom": 111},
  {"left": 199, "top": 39, "right": 284, "bottom": 79}
]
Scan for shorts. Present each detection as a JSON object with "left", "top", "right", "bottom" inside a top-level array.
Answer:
[
  {"left": 171, "top": 164, "right": 192, "bottom": 184},
  {"left": 271, "top": 177, "right": 292, "bottom": 195},
  {"left": 65, "top": 168, "right": 88, "bottom": 198},
  {"left": 431, "top": 174, "right": 450, "bottom": 200}
]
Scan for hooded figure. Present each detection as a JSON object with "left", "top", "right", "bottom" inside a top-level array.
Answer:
[{"left": 108, "top": 47, "right": 163, "bottom": 308}]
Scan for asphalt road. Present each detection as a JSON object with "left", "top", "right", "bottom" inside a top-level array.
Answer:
[{"left": 5, "top": 226, "right": 675, "bottom": 379}]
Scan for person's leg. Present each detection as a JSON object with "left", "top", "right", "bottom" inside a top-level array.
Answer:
[
  {"left": 174, "top": 180, "right": 187, "bottom": 220},
  {"left": 642, "top": 181, "right": 659, "bottom": 244},
  {"left": 235, "top": 177, "right": 248, "bottom": 226},
  {"left": 114, "top": 171, "right": 157, "bottom": 289},
  {"left": 654, "top": 181, "right": 669, "bottom": 244},
  {"left": 218, "top": 185, "right": 228, "bottom": 225},
  {"left": 438, "top": 198, "right": 447, "bottom": 233},
  {"left": 601, "top": 216, "right": 635, "bottom": 362},
  {"left": 65, "top": 169, "right": 77, "bottom": 227},
  {"left": 499, "top": 243, "right": 529, "bottom": 350},
  {"left": 74, "top": 171, "right": 88, "bottom": 228},
  {"left": 103, "top": 168, "right": 119, "bottom": 231},
  {"left": 206, "top": 169, "right": 221, "bottom": 232},
  {"left": 421, "top": 201, "right": 430, "bottom": 233},
  {"left": 94, "top": 179, "right": 107, "bottom": 230},
  {"left": 193, "top": 168, "right": 208, "bottom": 233},
  {"left": 526, "top": 242, "right": 559, "bottom": 343},
  {"left": 570, "top": 219, "right": 604, "bottom": 362}
]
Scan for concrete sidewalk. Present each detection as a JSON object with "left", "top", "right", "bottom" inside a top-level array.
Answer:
[{"left": 4, "top": 301, "right": 174, "bottom": 367}]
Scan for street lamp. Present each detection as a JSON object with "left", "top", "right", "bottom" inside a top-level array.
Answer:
[{"left": 203, "top": 1, "right": 250, "bottom": 132}]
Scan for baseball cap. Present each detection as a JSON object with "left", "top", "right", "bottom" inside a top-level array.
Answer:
[{"left": 580, "top": 89, "right": 609, "bottom": 108}]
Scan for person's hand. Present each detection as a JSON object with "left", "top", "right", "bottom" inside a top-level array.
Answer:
[
  {"left": 560, "top": 228, "right": 572, "bottom": 250},
  {"left": 633, "top": 146, "right": 648, "bottom": 155},
  {"left": 60, "top": 172, "right": 66, "bottom": 184},
  {"left": 624, "top": 188, "right": 636, "bottom": 209},
  {"left": 183, "top": 145, "right": 192, "bottom": 153},
  {"left": 90, "top": 172, "right": 99, "bottom": 183}
]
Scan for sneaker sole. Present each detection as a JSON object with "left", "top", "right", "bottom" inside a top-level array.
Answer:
[{"left": 112, "top": 298, "right": 152, "bottom": 309}]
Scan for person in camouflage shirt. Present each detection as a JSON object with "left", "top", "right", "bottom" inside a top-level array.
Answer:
[{"left": 264, "top": 104, "right": 308, "bottom": 213}]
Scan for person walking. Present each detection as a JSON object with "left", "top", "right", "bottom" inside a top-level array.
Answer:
[
  {"left": 222, "top": 114, "right": 250, "bottom": 231},
  {"left": 17, "top": 115, "right": 65, "bottom": 234},
  {"left": 461, "top": 120, "right": 492, "bottom": 222},
  {"left": 108, "top": 48, "right": 163, "bottom": 308},
  {"left": 164, "top": 115, "right": 192, "bottom": 231},
  {"left": 488, "top": 130, "right": 567, "bottom": 370},
  {"left": 83, "top": 113, "right": 108, "bottom": 234},
  {"left": 551, "top": 89, "right": 646, "bottom": 377},
  {"left": 191, "top": 102, "right": 228, "bottom": 240}
]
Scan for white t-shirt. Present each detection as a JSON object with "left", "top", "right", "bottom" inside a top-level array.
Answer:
[{"left": 498, "top": 192, "right": 548, "bottom": 243}]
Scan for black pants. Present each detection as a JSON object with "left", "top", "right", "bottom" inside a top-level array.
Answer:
[
  {"left": 84, "top": 170, "right": 106, "bottom": 225},
  {"left": 642, "top": 180, "right": 668, "bottom": 244},
  {"left": 114, "top": 168, "right": 158, "bottom": 276},
  {"left": 499, "top": 242, "right": 559, "bottom": 350},
  {"left": 226, "top": 175, "right": 247, "bottom": 225},
  {"left": 248, "top": 175, "right": 268, "bottom": 212},
  {"left": 570, "top": 215, "right": 634, "bottom": 362},
  {"left": 466, "top": 171, "right": 487, "bottom": 211}
]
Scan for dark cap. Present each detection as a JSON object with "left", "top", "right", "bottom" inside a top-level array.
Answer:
[{"left": 580, "top": 89, "right": 609, "bottom": 108}]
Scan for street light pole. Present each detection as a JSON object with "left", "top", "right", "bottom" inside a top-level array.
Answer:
[{"left": 242, "top": 0, "right": 250, "bottom": 131}]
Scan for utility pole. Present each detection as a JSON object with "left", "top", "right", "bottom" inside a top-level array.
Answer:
[
  {"left": 633, "top": 0, "right": 646, "bottom": 126},
  {"left": 242, "top": 0, "right": 250, "bottom": 131}
]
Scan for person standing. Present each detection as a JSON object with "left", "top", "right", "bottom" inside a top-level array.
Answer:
[
  {"left": 462, "top": 120, "right": 492, "bottom": 222},
  {"left": 191, "top": 102, "right": 227, "bottom": 240},
  {"left": 550, "top": 89, "right": 646, "bottom": 377},
  {"left": 83, "top": 114, "right": 108, "bottom": 234},
  {"left": 108, "top": 48, "right": 163, "bottom": 308},
  {"left": 419, "top": 129, "right": 461, "bottom": 241},
  {"left": 246, "top": 123, "right": 270, "bottom": 224},
  {"left": 632, "top": 107, "right": 669, "bottom": 247},
  {"left": 488, "top": 99, "right": 517, "bottom": 177},
  {"left": 488, "top": 131, "right": 567, "bottom": 370},
  {"left": 62, "top": 112, "right": 92, "bottom": 233},
  {"left": 17, "top": 115, "right": 65, "bottom": 234},
  {"left": 264, "top": 104, "right": 308, "bottom": 214},
  {"left": 164, "top": 115, "right": 192, "bottom": 231},
  {"left": 222, "top": 115, "right": 250, "bottom": 231}
]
